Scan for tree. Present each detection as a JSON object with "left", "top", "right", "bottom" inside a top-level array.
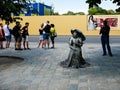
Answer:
[
  {"left": 75, "top": 12, "right": 85, "bottom": 15},
  {"left": 86, "top": 0, "right": 120, "bottom": 12},
  {"left": 88, "top": 7, "right": 107, "bottom": 15},
  {"left": 107, "top": 9, "right": 116, "bottom": 14},
  {"left": 63, "top": 11, "right": 75, "bottom": 15},
  {"left": 0, "top": 0, "right": 32, "bottom": 22},
  {"left": 62, "top": 11, "right": 85, "bottom": 15},
  {"left": 88, "top": 7, "right": 117, "bottom": 15},
  {"left": 86, "top": 0, "right": 101, "bottom": 8},
  {"left": 53, "top": 12, "right": 60, "bottom": 15}
]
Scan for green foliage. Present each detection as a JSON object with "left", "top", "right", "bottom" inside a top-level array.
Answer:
[
  {"left": 62, "top": 11, "right": 85, "bottom": 15},
  {"left": 53, "top": 12, "right": 59, "bottom": 15},
  {"left": 63, "top": 11, "right": 75, "bottom": 15},
  {"left": 86, "top": 0, "right": 120, "bottom": 12},
  {"left": 113, "top": 0, "right": 120, "bottom": 5},
  {"left": 88, "top": 7, "right": 98, "bottom": 15},
  {"left": 86, "top": 0, "right": 101, "bottom": 8},
  {"left": 116, "top": 7, "right": 120, "bottom": 12},
  {"left": 107, "top": 10, "right": 115, "bottom": 14},
  {"left": 0, "top": 0, "right": 31, "bottom": 22},
  {"left": 88, "top": 6, "right": 119, "bottom": 15},
  {"left": 75, "top": 12, "right": 85, "bottom": 15},
  {"left": 44, "top": 6, "right": 51, "bottom": 15}
]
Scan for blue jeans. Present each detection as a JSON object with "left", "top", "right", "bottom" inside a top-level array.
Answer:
[{"left": 101, "top": 35, "right": 112, "bottom": 55}]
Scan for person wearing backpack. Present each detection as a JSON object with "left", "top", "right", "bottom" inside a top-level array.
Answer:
[{"left": 50, "top": 24, "right": 56, "bottom": 48}]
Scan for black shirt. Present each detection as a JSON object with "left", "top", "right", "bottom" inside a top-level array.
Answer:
[
  {"left": 43, "top": 24, "right": 51, "bottom": 33},
  {"left": 22, "top": 26, "right": 29, "bottom": 37},
  {"left": 39, "top": 29, "right": 43, "bottom": 35},
  {"left": 100, "top": 25, "right": 110, "bottom": 36},
  {"left": 12, "top": 25, "right": 21, "bottom": 37}
]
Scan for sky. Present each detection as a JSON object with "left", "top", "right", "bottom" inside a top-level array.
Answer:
[{"left": 35, "top": 0, "right": 119, "bottom": 14}]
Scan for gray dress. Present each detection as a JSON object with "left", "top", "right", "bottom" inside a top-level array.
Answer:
[{"left": 60, "top": 36, "right": 86, "bottom": 68}]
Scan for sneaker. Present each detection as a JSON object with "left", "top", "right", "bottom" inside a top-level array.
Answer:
[
  {"left": 102, "top": 54, "right": 106, "bottom": 56},
  {"left": 15, "top": 48, "right": 18, "bottom": 50},
  {"left": 51, "top": 47, "right": 54, "bottom": 49},
  {"left": 1, "top": 47, "right": 5, "bottom": 49},
  {"left": 17, "top": 48, "right": 23, "bottom": 50},
  {"left": 24, "top": 48, "right": 27, "bottom": 50},
  {"left": 27, "top": 48, "right": 31, "bottom": 50},
  {"left": 109, "top": 54, "right": 113, "bottom": 57}
]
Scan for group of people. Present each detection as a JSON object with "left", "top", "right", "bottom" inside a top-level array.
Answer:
[
  {"left": 0, "top": 21, "right": 30, "bottom": 50},
  {"left": 0, "top": 19, "right": 113, "bottom": 68},
  {"left": 13, "top": 21, "right": 30, "bottom": 50},
  {"left": 37, "top": 20, "right": 57, "bottom": 49},
  {"left": 0, "top": 20, "right": 57, "bottom": 50}
]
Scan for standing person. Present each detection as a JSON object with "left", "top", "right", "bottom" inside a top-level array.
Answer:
[
  {"left": 3, "top": 21, "right": 12, "bottom": 48},
  {"left": 99, "top": 20, "right": 113, "bottom": 56},
  {"left": 43, "top": 20, "right": 51, "bottom": 48},
  {"left": 0, "top": 23, "right": 5, "bottom": 49},
  {"left": 12, "top": 21, "right": 22, "bottom": 50},
  {"left": 50, "top": 24, "right": 56, "bottom": 48},
  {"left": 37, "top": 23, "right": 44, "bottom": 48},
  {"left": 22, "top": 22, "right": 30, "bottom": 50}
]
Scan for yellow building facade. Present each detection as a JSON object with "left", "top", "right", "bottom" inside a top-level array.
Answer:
[{"left": 1, "top": 15, "right": 120, "bottom": 35}]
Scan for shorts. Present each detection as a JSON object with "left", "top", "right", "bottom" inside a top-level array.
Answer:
[
  {"left": 14, "top": 37, "right": 22, "bottom": 42},
  {"left": 39, "top": 35, "right": 43, "bottom": 40},
  {"left": 23, "top": 35, "right": 29, "bottom": 41},
  {"left": 43, "top": 33, "right": 50, "bottom": 40},
  {"left": 5, "top": 35, "right": 11, "bottom": 42}
]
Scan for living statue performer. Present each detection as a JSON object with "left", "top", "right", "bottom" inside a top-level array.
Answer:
[{"left": 60, "top": 29, "right": 89, "bottom": 68}]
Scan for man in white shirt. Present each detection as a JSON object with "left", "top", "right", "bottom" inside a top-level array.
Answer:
[{"left": 3, "top": 21, "right": 11, "bottom": 48}]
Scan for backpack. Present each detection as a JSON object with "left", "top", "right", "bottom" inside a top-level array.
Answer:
[{"left": 54, "top": 31, "right": 57, "bottom": 37}]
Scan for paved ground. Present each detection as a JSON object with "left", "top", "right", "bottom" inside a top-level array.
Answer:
[{"left": 0, "top": 36, "right": 120, "bottom": 90}]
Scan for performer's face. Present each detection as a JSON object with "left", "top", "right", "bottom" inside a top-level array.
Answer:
[{"left": 73, "top": 32, "right": 77, "bottom": 38}]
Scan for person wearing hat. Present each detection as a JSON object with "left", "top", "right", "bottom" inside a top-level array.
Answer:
[{"left": 60, "top": 29, "right": 88, "bottom": 68}]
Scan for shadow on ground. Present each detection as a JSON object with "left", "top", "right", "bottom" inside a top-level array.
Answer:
[{"left": 0, "top": 56, "right": 24, "bottom": 71}]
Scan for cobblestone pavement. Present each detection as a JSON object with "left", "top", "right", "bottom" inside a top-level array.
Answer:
[{"left": 0, "top": 42, "right": 120, "bottom": 90}]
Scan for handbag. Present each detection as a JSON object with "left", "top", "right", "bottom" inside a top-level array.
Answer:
[
  {"left": 0, "top": 29, "right": 6, "bottom": 41},
  {"left": 0, "top": 37, "right": 6, "bottom": 41},
  {"left": 54, "top": 31, "right": 57, "bottom": 37}
]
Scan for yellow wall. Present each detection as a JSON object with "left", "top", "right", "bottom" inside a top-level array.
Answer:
[{"left": 1, "top": 15, "right": 120, "bottom": 35}]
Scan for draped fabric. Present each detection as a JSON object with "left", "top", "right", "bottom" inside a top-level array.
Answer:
[{"left": 59, "top": 29, "right": 87, "bottom": 68}]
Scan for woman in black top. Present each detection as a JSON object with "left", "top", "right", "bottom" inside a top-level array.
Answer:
[{"left": 37, "top": 23, "right": 44, "bottom": 48}]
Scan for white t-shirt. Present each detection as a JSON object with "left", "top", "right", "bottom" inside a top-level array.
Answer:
[{"left": 3, "top": 25, "right": 10, "bottom": 36}]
